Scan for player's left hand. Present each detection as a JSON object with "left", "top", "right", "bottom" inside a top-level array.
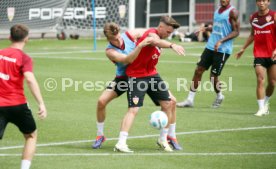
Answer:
[
  {"left": 214, "top": 41, "right": 222, "bottom": 52},
  {"left": 235, "top": 49, "right": 245, "bottom": 60},
  {"left": 38, "top": 103, "right": 47, "bottom": 120}
]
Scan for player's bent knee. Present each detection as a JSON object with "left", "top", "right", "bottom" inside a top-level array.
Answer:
[
  {"left": 97, "top": 98, "right": 107, "bottom": 108},
  {"left": 161, "top": 101, "right": 172, "bottom": 111},
  {"left": 170, "top": 98, "right": 176, "bottom": 107},
  {"left": 257, "top": 77, "right": 265, "bottom": 85}
]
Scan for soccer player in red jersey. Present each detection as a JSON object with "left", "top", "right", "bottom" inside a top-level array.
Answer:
[
  {"left": 114, "top": 16, "right": 185, "bottom": 152},
  {"left": 236, "top": 0, "right": 276, "bottom": 116},
  {"left": 92, "top": 23, "right": 152, "bottom": 149},
  {"left": 0, "top": 24, "right": 47, "bottom": 169}
]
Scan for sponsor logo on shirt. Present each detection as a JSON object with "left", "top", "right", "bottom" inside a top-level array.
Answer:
[
  {"left": 252, "top": 18, "right": 258, "bottom": 23},
  {"left": 0, "top": 72, "right": 10, "bottom": 80},
  {"left": 254, "top": 30, "right": 271, "bottom": 35},
  {"left": 151, "top": 47, "right": 161, "bottom": 59},
  {"left": 152, "top": 54, "right": 159, "bottom": 60},
  {"left": 0, "top": 55, "right": 17, "bottom": 63}
]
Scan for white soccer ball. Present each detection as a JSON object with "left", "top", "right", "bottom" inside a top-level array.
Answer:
[{"left": 149, "top": 111, "right": 168, "bottom": 129}]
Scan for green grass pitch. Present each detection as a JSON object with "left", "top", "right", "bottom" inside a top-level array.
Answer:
[{"left": 0, "top": 37, "right": 275, "bottom": 169}]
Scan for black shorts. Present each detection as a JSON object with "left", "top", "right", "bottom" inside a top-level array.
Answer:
[
  {"left": 0, "top": 104, "right": 36, "bottom": 139},
  {"left": 127, "top": 74, "right": 171, "bottom": 107},
  {"left": 106, "top": 77, "right": 128, "bottom": 96},
  {"left": 254, "top": 58, "right": 276, "bottom": 68},
  {"left": 197, "top": 48, "right": 230, "bottom": 76}
]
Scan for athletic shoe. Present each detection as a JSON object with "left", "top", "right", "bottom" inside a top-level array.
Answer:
[
  {"left": 114, "top": 143, "right": 134, "bottom": 153},
  {"left": 92, "top": 135, "right": 106, "bottom": 149},
  {"left": 255, "top": 107, "right": 269, "bottom": 117},
  {"left": 176, "top": 99, "right": 193, "bottom": 108},
  {"left": 167, "top": 136, "right": 183, "bottom": 150},
  {"left": 157, "top": 139, "right": 173, "bottom": 152},
  {"left": 264, "top": 102, "right": 270, "bottom": 115},
  {"left": 212, "top": 95, "right": 224, "bottom": 108}
]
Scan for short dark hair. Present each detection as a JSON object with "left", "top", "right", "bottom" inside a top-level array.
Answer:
[
  {"left": 160, "top": 16, "right": 180, "bottom": 29},
  {"left": 10, "top": 24, "right": 29, "bottom": 42}
]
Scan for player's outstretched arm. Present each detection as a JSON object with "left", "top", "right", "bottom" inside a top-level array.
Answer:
[
  {"left": 24, "top": 72, "right": 47, "bottom": 119},
  {"left": 169, "top": 43, "right": 185, "bottom": 56},
  {"left": 146, "top": 32, "right": 185, "bottom": 55},
  {"left": 235, "top": 28, "right": 254, "bottom": 60}
]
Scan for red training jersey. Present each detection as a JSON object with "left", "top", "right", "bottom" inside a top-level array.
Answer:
[
  {"left": 126, "top": 28, "right": 161, "bottom": 77},
  {"left": 0, "top": 48, "right": 33, "bottom": 106},
  {"left": 251, "top": 10, "right": 276, "bottom": 58}
]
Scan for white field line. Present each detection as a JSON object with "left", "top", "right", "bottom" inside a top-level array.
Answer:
[
  {"left": 0, "top": 126, "right": 275, "bottom": 151},
  {"left": 0, "top": 152, "right": 276, "bottom": 157}
]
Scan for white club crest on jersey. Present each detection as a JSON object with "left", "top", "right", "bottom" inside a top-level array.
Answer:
[{"left": 266, "top": 15, "right": 272, "bottom": 23}]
